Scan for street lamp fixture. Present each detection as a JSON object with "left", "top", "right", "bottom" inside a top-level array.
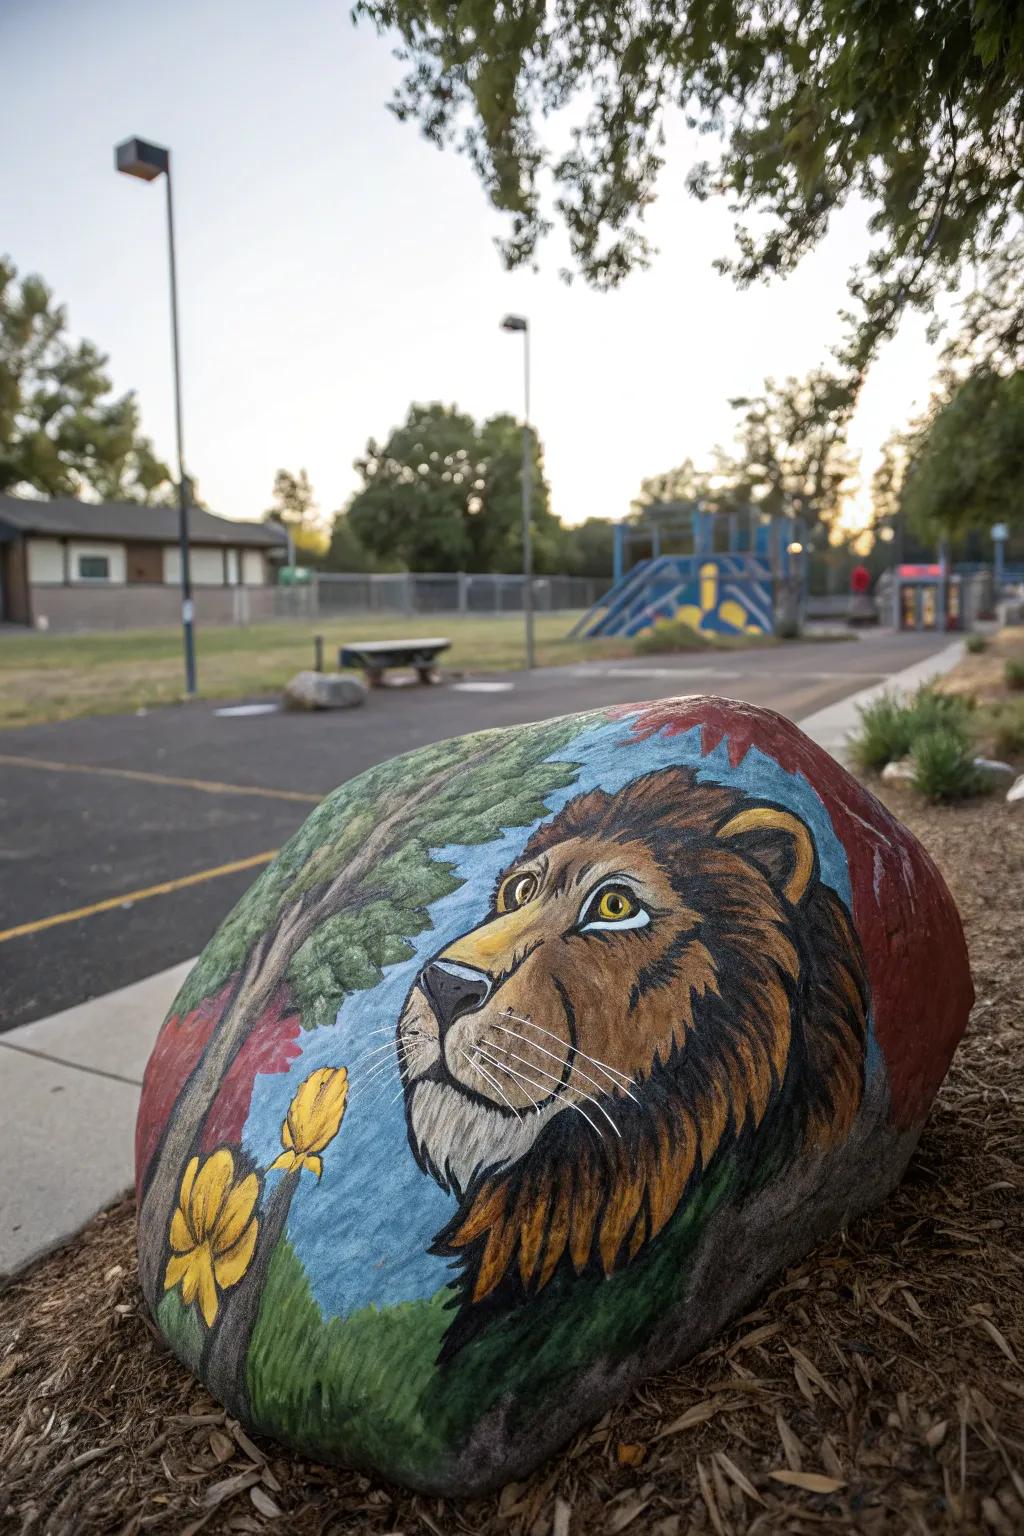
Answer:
[
  {"left": 500, "top": 313, "right": 535, "bottom": 670},
  {"left": 115, "top": 136, "right": 197, "bottom": 696}
]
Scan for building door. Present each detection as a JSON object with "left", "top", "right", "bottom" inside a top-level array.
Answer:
[{"left": 125, "top": 542, "right": 164, "bottom": 583}]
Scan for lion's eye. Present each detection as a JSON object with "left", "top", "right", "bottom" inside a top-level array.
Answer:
[
  {"left": 579, "top": 885, "right": 651, "bottom": 933},
  {"left": 598, "top": 890, "right": 633, "bottom": 921},
  {"left": 498, "top": 872, "right": 538, "bottom": 911}
]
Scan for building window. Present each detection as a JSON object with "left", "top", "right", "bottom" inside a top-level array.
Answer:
[{"left": 77, "top": 554, "right": 111, "bottom": 581}]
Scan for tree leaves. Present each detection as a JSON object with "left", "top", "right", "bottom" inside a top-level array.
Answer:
[
  {"left": 173, "top": 714, "right": 588, "bottom": 1028},
  {"left": 345, "top": 401, "right": 566, "bottom": 574},
  {"left": 354, "top": 0, "right": 1024, "bottom": 384},
  {"left": 0, "top": 257, "right": 173, "bottom": 501},
  {"left": 899, "top": 368, "right": 1024, "bottom": 537}
]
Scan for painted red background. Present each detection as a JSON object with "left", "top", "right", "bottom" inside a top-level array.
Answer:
[{"left": 618, "top": 696, "right": 973, "bottom": 1129}]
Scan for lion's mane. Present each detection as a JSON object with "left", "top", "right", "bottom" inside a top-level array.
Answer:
[{"left": 431, "top": 767, "right": 869, "bottom": 1341}]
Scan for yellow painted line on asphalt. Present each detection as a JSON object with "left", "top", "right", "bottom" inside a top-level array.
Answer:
[
  {"left": 0, "top": 850, "right": 278, "bottom": 945},
  {"left": 0, "top": 753, "right": 321, "bottom": 804}
]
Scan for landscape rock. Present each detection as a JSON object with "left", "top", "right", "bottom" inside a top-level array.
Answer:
[
  {"left": 1008, "top": 774, "right": 1024, "bottom": 805},
  {"left": 136, "top": 697, "right": 972, "bottom": 1495},
  {"left": 881, "top": 756, "right": 916, "bottom": 784},
  {"left": 972, "top": 756, "right": 1015, "bottom": 779},
  {"left": 282, "top": 670, "right": 366, "bottom": 710}
]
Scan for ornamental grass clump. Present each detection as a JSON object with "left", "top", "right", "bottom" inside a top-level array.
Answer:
[
  {"left": 911, "top": 727, "right": 987, "bottom": 803},
  {"left": 849, "top": 693, "right": 917, "bottom": 771},
  {"left": 849, "top": 687, "right": 972, "bottom": 774},
  {"left": 1005, "top": 659, "right": 1024, "bottom": 692},
  {"left": 633, "top": 619, "right": 711, "bottom": 655},
  {"left": 966, "top": 633, "right": 988, "bottom": 654},
  {"left": 990, "top": 700, "right": 1024, "bottom": 760}
]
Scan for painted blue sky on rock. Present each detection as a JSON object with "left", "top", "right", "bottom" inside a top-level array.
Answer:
[{"left": 241, "top": 706, "right": 864, "bottom": 1323}]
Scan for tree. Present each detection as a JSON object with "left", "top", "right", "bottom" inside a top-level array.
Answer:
[
  {"left": 724, "top": 371, "right": 856, "bottom": 530},
  {"left": 264, "top": 468, "right": 327, "bottom": 559},
  {"left": 0, "top": 256, "right": 173, "bottom": 502},
  {"left": 898, "top": 369, "right": 1024, "bottom": 539},
  {"left": 631, "top": 372, "right": 855, "bottom": 539},
  {"left": 322, "top": 510, "right": 385, "bottom": 572},
  {"left": 138, "top": 713, "right": 589, "bottom": 1416},
  {"left": 346, "top": 402, "right": 562, "bottom": 572},
  {"left": 561, "top": 517, "right": 616, "bottom": 579},
  {"left": 355, "top": 2, "right": 1024, "bottom": 381}
]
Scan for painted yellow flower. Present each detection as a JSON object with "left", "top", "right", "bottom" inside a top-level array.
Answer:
[
  {"left": 269, "top": 1066, "right": 348, "bottom": 1180},
  {"left": 163, "top": 1149, "right": 259, "bottom": 1327}
]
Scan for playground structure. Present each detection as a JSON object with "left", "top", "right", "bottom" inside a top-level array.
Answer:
[{"left": 572, "top": 504, "right": 807, "bottom": 640}]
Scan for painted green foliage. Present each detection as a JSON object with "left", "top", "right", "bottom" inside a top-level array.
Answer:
[
  {"left": 173, "top": 714, "right": 588, "bottom": 1029},
  {"left": 145, "top": 712, "right": 596, "bottom": 1419}
]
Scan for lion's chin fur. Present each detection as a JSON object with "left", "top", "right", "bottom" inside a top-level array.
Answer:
[{"left": 407, "top": 1075, "right": 561, "bottom": 1198}]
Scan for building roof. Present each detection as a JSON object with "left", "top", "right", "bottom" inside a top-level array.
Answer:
[{"left": 0, "top": 495, "right": 288, "bottom": 550}]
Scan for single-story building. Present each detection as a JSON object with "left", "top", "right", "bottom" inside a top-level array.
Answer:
[{"left": 0, "top": 495, "right": 289, "bottom": 631}]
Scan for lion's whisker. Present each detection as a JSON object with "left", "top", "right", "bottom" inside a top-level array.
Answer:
[
  {"left": 459, "top": 1047, "right": 523, "bottom": 1120},
  {"left": 349, "top": 1038, "right": 403, "bottom": 1068},
  {"left": 358, "top": 1043, "right": 415, "bottom": 1097},
  {"left": 473, "top": 1046, "right": 605, "bottom": 1141},
  {"left": 502, "top": 1010, "right": 638, "bottom": 1096},
  {"left": 485, "top": 1040, "right": 622, "bottom": 1139},
  {"left": 351, "top": 1028, "right": 431, "bottom": 1066},
  {"left": 470, "top": 1046, "right": 544, "bottom": 1117},
  {"left": 491, "top": 1023, "right": 640, "bottom": 1108}
]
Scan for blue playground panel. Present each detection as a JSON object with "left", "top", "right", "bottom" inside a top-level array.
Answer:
[
  {"left": 572, "top": 507, "right": 804, "bottom": 640},
  {"left": 575, "top": 554, "right": 775, "bottom": 638}
]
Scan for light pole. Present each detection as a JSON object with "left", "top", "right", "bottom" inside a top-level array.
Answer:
[
  {"left": 500, "top": 313, "right": 535, "bottom": 670},
  {"left": 115, "top": 137, "right": 197, "bottom": 696}
]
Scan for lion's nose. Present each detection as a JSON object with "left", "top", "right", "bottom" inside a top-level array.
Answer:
[{"left": 419, "top": 959, "right": 492, "bottom": 1033}]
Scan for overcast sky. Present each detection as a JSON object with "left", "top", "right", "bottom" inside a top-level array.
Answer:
[{"left": 3, "top": 0, "right": 944, "bottom": 531}]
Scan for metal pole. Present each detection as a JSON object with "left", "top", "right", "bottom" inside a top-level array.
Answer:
[
  {"left": 164, "top": 159, "right": 197, "bottom": 696},
  {"left": 521, "top": 327, "right": 535, "bottom": 669}
]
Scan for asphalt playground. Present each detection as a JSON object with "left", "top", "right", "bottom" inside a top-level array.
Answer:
[{"left": 0, "top": 629, "right": 951, "bottom": 1034}]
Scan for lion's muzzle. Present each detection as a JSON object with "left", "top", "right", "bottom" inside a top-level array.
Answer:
[{"left": 419, "top": 959, "right": 493, "bottom": 1034}]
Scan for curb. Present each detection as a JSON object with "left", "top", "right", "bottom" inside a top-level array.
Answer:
[
  {"left": 797, "top": 639, "right": 965, "bottom": 763},
  {"left": 0, "top": 959, "right": 193, "bottom": 1279}
]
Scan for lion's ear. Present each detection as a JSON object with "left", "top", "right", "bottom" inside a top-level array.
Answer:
[{"left": 717, "top": 806, "right": 815, "bottom": 905}]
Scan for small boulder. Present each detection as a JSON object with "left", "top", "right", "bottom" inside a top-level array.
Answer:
[
  {"left": 1007, "top": 774, "right": 1024, "bottom": 806},
  {"left": 881, "top": 756, "right": 916, "bottom": 784},
  {"left": 136, "top": 697, "right": 972, "bottom": 1494},
  {"left": 283, "top": 670, "right": 366, "bottom": 711},
  {"left": 972, "top": 756, "right": 1015, "bottom": 780}
]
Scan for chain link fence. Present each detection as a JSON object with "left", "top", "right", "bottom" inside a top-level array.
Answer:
[{"left": 273, "top": 572, "right": 604, "bottom": 622}]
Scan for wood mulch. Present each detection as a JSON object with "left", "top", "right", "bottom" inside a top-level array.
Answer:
[{"left": 1, "top": 793, "right": 1022, "bottom": 1536}]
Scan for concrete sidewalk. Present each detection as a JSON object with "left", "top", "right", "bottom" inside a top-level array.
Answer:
[{"left": 0, "top": 638, "right": 964, "bottom": 1278}]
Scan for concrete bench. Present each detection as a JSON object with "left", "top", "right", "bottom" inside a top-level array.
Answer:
[{"left": 338, "top": 637, "right": 452, "bottom": 687}]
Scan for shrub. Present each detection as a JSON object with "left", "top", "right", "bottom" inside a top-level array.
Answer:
[
  {"left": 634, "top": 619, "right": 710, "bottom": 655},
  {"left": 989, "top": 701, "right": 1024, "bottom": 760},
  {"left": 1005, "top": 659, "right": 1024, "bottom": 692},
  {"left": 911, "top": 727, "right": 987, "bottom": 802},
  {"left": 849, "top": 694, "right": 916, "bottom": 772},
  {"left": 966, "top": 633, "right": 988, "bottom": 654},
  {"left": 848, "top": 686, "right": 970, "bottom": 773}
]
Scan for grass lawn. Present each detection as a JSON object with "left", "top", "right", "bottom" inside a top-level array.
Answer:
[{"left": 0, "top": 613, "right": 640, "bottom": 729}]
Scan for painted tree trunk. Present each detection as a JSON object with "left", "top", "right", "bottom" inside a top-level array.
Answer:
[
  {"left": 203, "top": 1169, "right": 299, "bottom": 1419},
  {"left": 138, "top": 745, "right": 500, "bottom": 1310},
  {"left": 137, "top": 903, "right": 314, "bottom": 1307}
]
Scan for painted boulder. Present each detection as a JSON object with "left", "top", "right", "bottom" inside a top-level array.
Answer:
[{"left": 136, "top": 697, "right": 972, "bottom": 1494}]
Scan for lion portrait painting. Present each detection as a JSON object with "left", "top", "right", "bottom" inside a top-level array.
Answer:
[
  {"left": 398, "top": 764, "right": 870, "bottom": 1351},
  {"left": 139, "top": 692, "right": 972, "bottom": 1493}
]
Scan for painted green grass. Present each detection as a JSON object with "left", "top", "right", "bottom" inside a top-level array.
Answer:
[
  {"left": 0, "top": 613, "right": 634, "bottom": 729},
  {"left": 242, "top": 1148, "right": 751, "bottom": 1481}
]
